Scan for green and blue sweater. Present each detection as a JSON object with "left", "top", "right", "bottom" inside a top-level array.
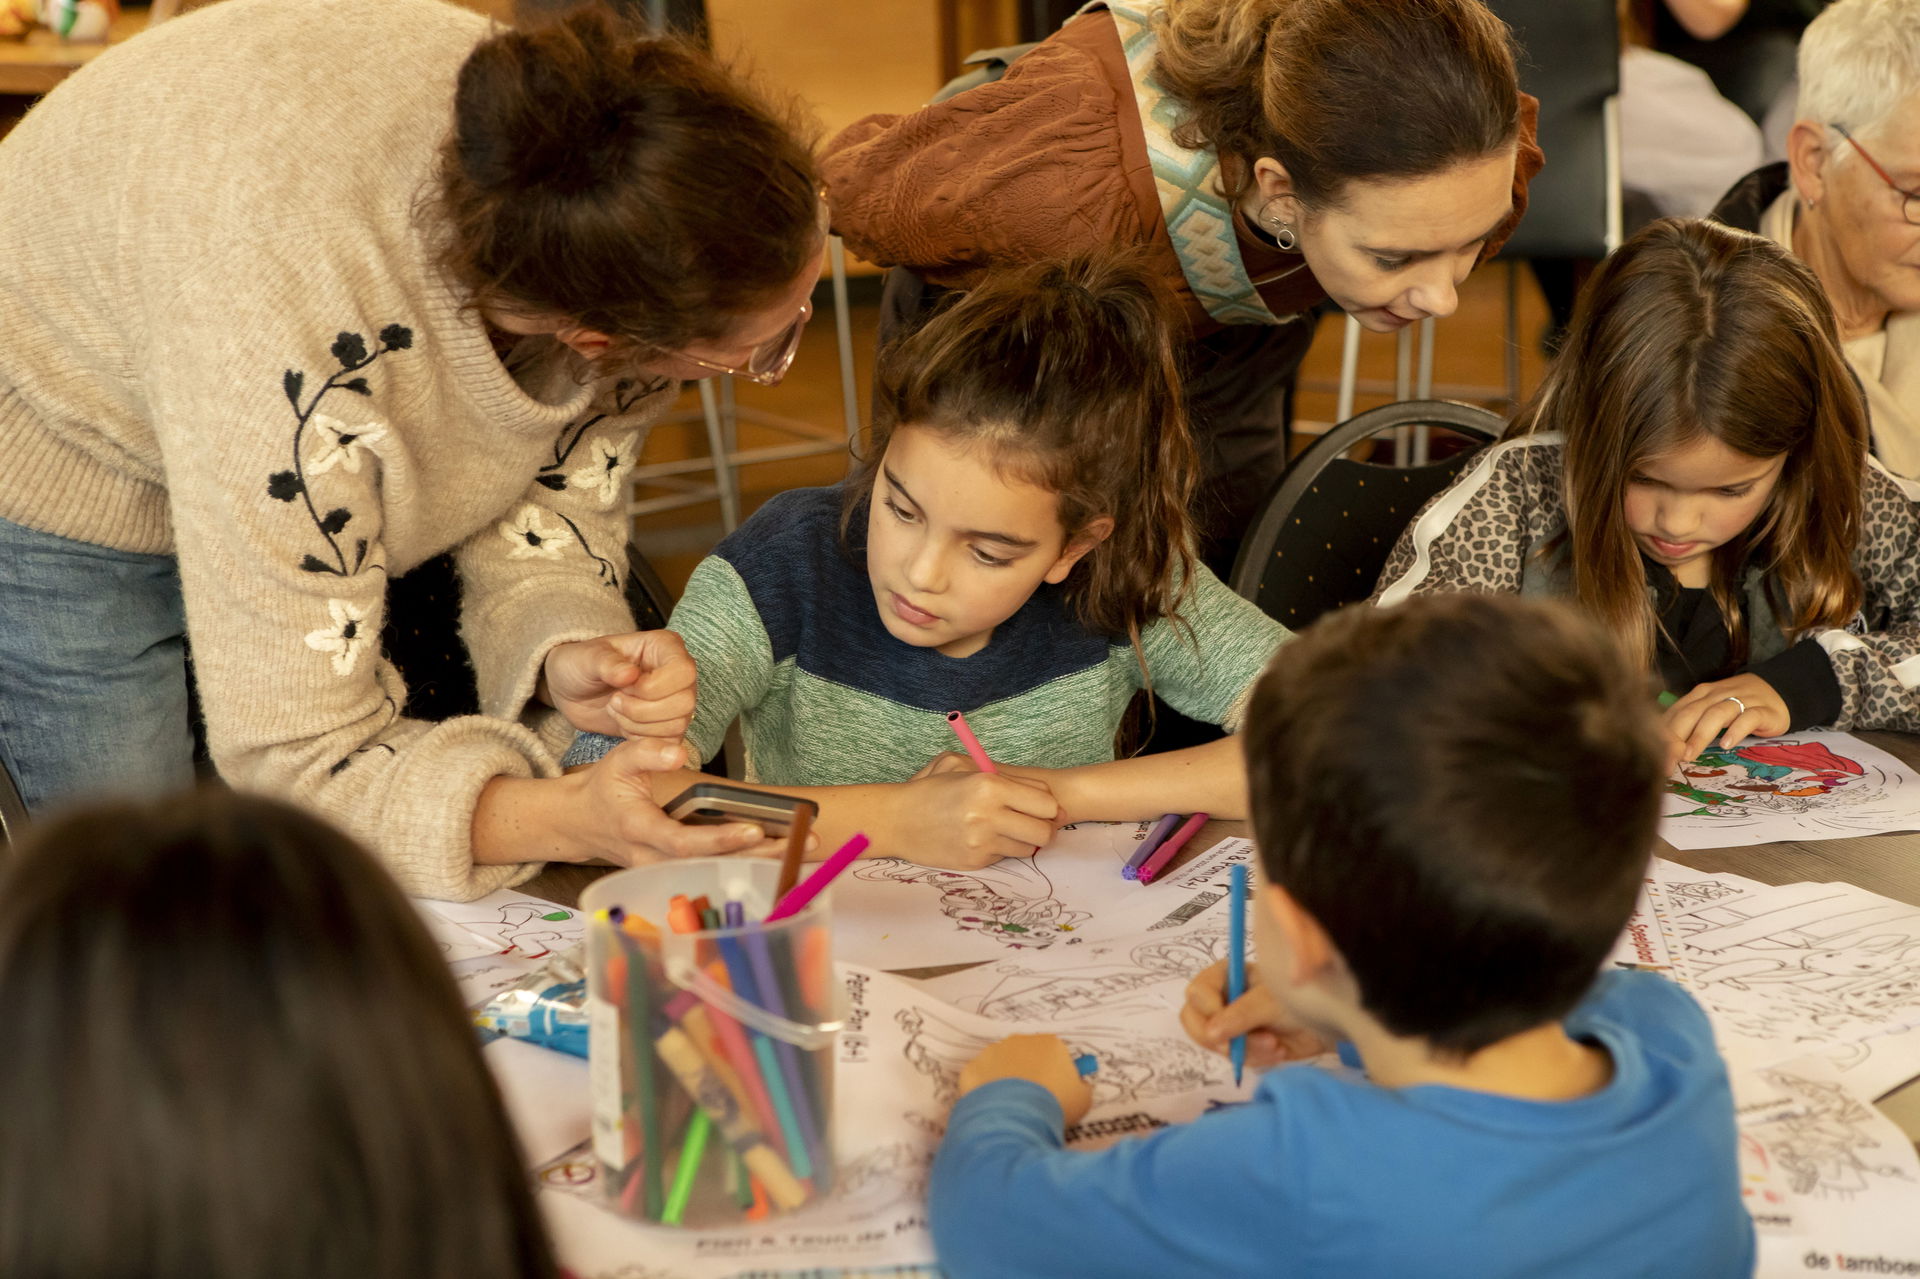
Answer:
[{"left": 565, "top": 486, "right": 1289, "bottom": 782}]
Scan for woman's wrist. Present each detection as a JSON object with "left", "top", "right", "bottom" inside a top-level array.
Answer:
[{"left": 472, "top": 771, "right": 592, "bottom": 866}]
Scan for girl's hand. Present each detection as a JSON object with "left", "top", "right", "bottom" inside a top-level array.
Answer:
[
  {"left": 1179, "top": 958, "right": 1331, "bottom": 1071},
  {"left": 958, "top": 1033, "right": 1093, "bottom": 1127},
  {"left": 568, "top": 739, "right": 786, "bottom": 864},
  {"left": 1665, "top": 673, "right": 1790, "bottom": 762},
  {"left": 898, "top": 771, "right": 1062, "bottom": 868},
  {"left": 542, "top": 630, "right": 696, "bottom": 740}
]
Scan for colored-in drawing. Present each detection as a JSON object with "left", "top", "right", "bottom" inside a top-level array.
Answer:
[
  {"left": 850, "top": 855, "right": 1092, "bottom": 951},
  {"left": 1660, "top": 730, "right": 1920, "bottom": 849},
  {"left": 895, "top": 1002, "right": 1227, "bottom": 1109}
]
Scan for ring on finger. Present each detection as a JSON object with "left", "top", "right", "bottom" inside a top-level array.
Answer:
[{"left": 1722, "top": 695, "right": 1747, "bottom": 716}]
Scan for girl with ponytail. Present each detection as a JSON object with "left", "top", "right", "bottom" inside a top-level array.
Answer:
[{"left": 566, "top": 252, "right": 1290, "bottom": 868}]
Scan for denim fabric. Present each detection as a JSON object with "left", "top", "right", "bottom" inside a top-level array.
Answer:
[{"left": 0, "top": 516, "right": 195, "bottom": 814}]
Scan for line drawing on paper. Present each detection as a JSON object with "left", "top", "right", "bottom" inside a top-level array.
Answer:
[
  {"left": 1751, "top": 1068, "right": 1920, "bottom": 1202},
  {"left": 895, "top": 1003, "right": 1228, "bottom": 1108},
  {"left": 1667, "top": 887, "right": 1920, "bottom": 1054},
  {"left": 849, "top": 855, "right": 1092, "bottom": 951},
  {"left": 944, "top": 925, "right": 1229, "bottom": 1022},
  {"left": 442, "top": 899, "right": 577, "bottom": 958}
]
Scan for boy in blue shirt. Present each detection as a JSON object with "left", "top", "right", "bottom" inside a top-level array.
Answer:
[{"left": 929, "top": 594, "right": 1753, "bottom": 1278}]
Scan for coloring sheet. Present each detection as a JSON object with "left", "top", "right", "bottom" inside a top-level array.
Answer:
[
  {"left": 417, "top": 889, "right": 587, "bottom": 1006},
  {"left": 1744, "top": 1054, "right": 1920, "bottom": 1276},
  {"left": 534, "top": 963, "right": 1263, "bottom": 1279},
  {"left": 913, "top": 895, "right": 1238, "bottom": 1022},
  {"left": 829, "top": 825, "right": 1256, "bottom": 970},
  {"left": 1661, "top": 730, "right": 1920, "bottom": 850},
  {"left": 1607, "top": 858, "right": 1770, "bottom": 975},
  {"left": 1657, "top": 880, "right": 1920, "bottom": 1074}
]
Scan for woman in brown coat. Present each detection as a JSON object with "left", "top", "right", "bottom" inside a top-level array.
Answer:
[{"left": 825, "top": 0, "right": 1544, "bottom": 567}]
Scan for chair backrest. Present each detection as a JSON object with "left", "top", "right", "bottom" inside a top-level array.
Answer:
[
  {"left": 380, "top": 543, "right": 678, "bottom": 724},
  {"left": 1229, "top": 400, "right": 1504, "bottom": 629},
  {"left": 0, "top": 757, "right": 27, "bottom": 850},
  {"left": 1484, "top": 0, "right": 1621, "bottom": 259},
  {"left": 931, "top": 42, "right": 1039, "bottom": 103}
]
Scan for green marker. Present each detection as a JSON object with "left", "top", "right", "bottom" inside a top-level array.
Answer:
[
  {"left": 661, "top": 1109, "right": 713, "bottom": 1225},
  {"left": 1657, "top": 691, "right": 1678, "bottom": 708}
]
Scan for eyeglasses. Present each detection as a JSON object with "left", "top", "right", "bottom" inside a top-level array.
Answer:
[
  {"left": 670, "top": 298, "right": 814, "bottom": 387},
  {"left": 1831, "top": 123, "right": 1920, "bottom": 226}
]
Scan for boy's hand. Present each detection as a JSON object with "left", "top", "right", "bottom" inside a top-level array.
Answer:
[
  {"left": 901, "top": 772, "right": 1062, "bottom": 868},
  {"left": 1665, "top": 673, "right": 1789, "bottom": 761},
  {"left": 541, "top": 630, "right": 696, "bottom": 741},
  {"left": 958, "top": 1034, "right": 1093, "bottom": 1127},
  {"left": 1179, "top": 958, "right": 1331, "bottom": 1071}
]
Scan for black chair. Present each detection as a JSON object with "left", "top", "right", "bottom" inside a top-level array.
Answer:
[
  {"left": 382, "top": 542, "right": 679, "bottom": 724},
  {"left": 0, "top": 757, "right": 27, "bottom": 850},
  {"left": 1229, "top": 400, "right": 1504, "bottom": 629}
]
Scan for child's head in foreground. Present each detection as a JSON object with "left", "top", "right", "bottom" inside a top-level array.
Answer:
[
  {"left": 846, "top": 250, "right": 1200, "bottom": 659},
  {"left": 1242, "top": 593, "right": 1665, "bottom": 1056},
  {"left": 0, "top": 789, "right": 557, "bottom": 1279}
]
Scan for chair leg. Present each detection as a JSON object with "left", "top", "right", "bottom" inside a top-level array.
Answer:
[
  {"left": 1505, "top": 261, "right": 1522, "bottom": 413},
  {"left": 1336, "top": 314, "right": 1362, "bottom": 423},
  {"left": 697, "top": 379, "right": 741, "bottom": 533},
  {"left": 830, "top": 236, "right": 860, "bottom": 445}
]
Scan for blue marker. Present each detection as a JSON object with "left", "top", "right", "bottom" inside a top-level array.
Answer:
[
  {"left": 1228, "top": 863, "right": 1248, "bottom": 1086},
  {"left": 1074, "top": 1053, "right": 1099, "bottom": 1077}
]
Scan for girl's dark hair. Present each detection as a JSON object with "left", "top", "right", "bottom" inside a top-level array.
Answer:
[
  {"left": 0, "top": 790, "right": 558, "bottom": 1279},
  {"left": 1153, "top": 0, "right": 1522, "bottom": 207},
  {"left": 847, "top": 250, "right": 1199, "bottom": 649},
  {"left": 1511, "top": 217, "right": 1868, "bottom": 673},
  {"left": 435, "top": 5, "right": 821, "bottom": 349},
  {"left": 1244, "top": 594, "right": 1664, "bottom": 1057}
]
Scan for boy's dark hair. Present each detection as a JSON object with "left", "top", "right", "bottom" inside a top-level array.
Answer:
[
  {"left": 0, "top": 789, "right": 558, "bottom": 1279},
  {"left": 1243, "top": 594, "right": 1663, "bottom": 1057}
]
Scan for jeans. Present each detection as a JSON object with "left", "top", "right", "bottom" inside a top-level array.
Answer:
[{"left": 0, "top": 515, "right": 195, "bottom": 815}]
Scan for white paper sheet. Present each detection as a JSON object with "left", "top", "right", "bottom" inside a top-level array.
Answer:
[
  {"left": 828, "top": 823, "right": 1255, "bottom": 970},
  {"left": 1744, "top": 1054, "right": 1920, "bottom": 1276},
  {"left": 537, "top": 963, "right": 1263, "bottom": 1279},
  {"left": 418, "top": 888, "right": 587, "bottom": 1006},
  {"left": 1661, "top": 730, "right": 1920, "bottom": 849},
  {"left": 485, "top": 1037, "right": 594, "bottom": 1168},
  {"left": 1647, "top": 879, "right": 1920, "bottom": 1074},
  {"left": 1607, "top": 858, "right": 1770, "bottom": 974}
]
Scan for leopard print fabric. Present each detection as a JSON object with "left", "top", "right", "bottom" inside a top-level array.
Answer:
[{"left": 1373, "top": 435, "right": 1920, "bottom": 731}]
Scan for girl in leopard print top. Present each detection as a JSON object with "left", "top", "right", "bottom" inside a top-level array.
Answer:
[{"left": 1377, "top": 218, "right": 1920, "bottom": 759}]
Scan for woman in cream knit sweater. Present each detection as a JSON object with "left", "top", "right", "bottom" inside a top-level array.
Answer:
[{"left": 0, "top": 0, "right": 820, "bottom": 897}]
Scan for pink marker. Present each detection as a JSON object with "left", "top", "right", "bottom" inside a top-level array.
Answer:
[
  {"left": 945, "top": 710, "right": 997, "bottom": 773},
  {"left": 765, "top": 833, "right": 871, "bottom": 922},
  {"left": 1134, "top": 813, "right": 1210, "bottom": 885}
]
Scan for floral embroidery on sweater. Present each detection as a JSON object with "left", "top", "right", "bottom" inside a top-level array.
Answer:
[
  {"left": 268, "top": 324, "right": 413, "bottom": 578},
  {"left": 304, "top": 598, "right": 371, "bottom": 676}
]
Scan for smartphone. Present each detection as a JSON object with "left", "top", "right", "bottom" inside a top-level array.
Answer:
[{"left": 662, "top": 782, "right": 818, "bottom": 838}]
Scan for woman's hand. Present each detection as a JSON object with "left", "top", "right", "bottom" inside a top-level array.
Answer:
[
  {"left": 1178, "top": 958, "right": 1331, "bottom": 1071},
  {"left": 541, "top": 630, "right": 696, "bottom": 740},
  {"left": 556, "top": 737, "right": 787, "bottom": 868},
  {"left": 893, "top": 771, "right": 1062, "bottom": 868},
  {"left": 1664, "top": 673, "right": 1790, "bottom": 762},
  {"left": 958, "top": 1033, "right": 1093, "bottom": 1127}
]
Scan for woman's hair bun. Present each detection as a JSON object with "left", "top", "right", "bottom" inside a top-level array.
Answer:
[{"left": 454, "top": 7, "right": 660, "bottom": 197}]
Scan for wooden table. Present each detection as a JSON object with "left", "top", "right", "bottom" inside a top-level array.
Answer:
[
  {"left": 525, "top": 736, "right": 1920, "bottom": 1139},
  {"left": 0, "top": 4, "right": 152, "bottom": 95}
]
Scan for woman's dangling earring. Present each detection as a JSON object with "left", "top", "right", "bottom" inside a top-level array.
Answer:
[{"left": 1259, "top": 197, "right": 1298, "bottom": 251}]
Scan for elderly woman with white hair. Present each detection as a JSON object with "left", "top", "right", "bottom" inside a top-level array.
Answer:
[{"left": 1714, "top": 0, "right": 1920, "bottom": 479}]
